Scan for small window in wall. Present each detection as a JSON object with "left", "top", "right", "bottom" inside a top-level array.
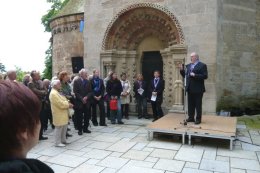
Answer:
[{"left": 71, "top": 57, "right": 84, "bottom": 73}]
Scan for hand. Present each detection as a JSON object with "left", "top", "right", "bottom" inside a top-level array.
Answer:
[
  {"left": 190, "top": 72, "right": 195, "bottom": 77},
  {"left": 115, "top": 96, "right": 118, "bottom": 100},
  {"left": 69, "top": 103, "right": 74, "bottom": 108},
  {"left": 152, "top": 92, "right": 157, "bottom": 96},
  {"left": 83, "top": 97, "right": 88, "bottom": 104}
]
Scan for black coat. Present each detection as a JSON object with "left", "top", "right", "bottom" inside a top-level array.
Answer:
[
  {"left": 133, "top": 80, "right": 148, "bottom": 98},
  {"left": 149, "top": 78, "right": 165, "bottom": 102},
  {"left": 180, "top": 61, "right": 208, "bottom": 93},
  {"left": 106, "top": 79, "right": 123, "bottom": 97},
  {"left": 0, "top": 159, "right": 54, "bottom": 173},
  {"left": 73, "top": 77, "right": 93, "bottom": 109}
]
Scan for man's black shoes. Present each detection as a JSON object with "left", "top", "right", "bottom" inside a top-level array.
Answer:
[
  {"left": 39, "top": 136, "right": 48, "bottom": 140},
  {"left": 83, "top": 129, "right": 91, "bottom": 133},
  {"left": 195, "top": 120, "right": 201, "bottom": 124},
  {"left": 186, "top": 118, "right": 195, "bottom": 122}
]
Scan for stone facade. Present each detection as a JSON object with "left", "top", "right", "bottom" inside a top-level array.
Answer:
[
  {"left": 50, "top": 13, "right": 84, "bottom": 75},
  {"left": 50, "top": 0, "right": 260, "bottom": 114},
  {"left": 216, "top": 0, "right": 260, "bottom": 103}
]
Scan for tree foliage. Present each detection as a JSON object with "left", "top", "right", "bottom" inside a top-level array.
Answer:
[
  {"left": 15, "top": 66, "right": 26, "bottom": 82},
  {"left": 42, "top": 46, "right": 53, "bottom": 80},
  {"left": 41, "top": 0, "right": 69, "bottom": 79},
  {"left": 41, "top": 0, "right": 70, "bottom": 32}
]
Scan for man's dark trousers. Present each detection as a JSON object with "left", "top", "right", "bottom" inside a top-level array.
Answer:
[{"left": 188, "top": 92, "right": 203, "bottom": 121}]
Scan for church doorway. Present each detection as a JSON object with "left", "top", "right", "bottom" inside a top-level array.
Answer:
[{"left": 142, "top": 51, "right": 163, "bottom": 86}]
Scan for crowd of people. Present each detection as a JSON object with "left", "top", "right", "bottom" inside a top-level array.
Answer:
[
  {"left": 0, "top": 52, "right": 207, "bottom": 173},
  {"left": 0, "top": 68, "right": 166, "bottom": 147}
]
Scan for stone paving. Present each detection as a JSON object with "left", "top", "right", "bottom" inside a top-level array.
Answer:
[{"left": 28, "top": 116, "right": 260, "bottom": 173}]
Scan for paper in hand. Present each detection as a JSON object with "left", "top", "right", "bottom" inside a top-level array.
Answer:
[
  {"left": 137, "top": 88, "right": 144, "bottom": 95},
  {"left": 151, "top": 95, "right": 157, "bottom": 101}
]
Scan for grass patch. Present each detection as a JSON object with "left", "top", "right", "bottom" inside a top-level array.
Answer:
[{"left": 238, "top": 115, "right": 260, "bottom": 129}]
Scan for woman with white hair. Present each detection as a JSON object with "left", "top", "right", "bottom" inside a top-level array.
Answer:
[{"left": 49, "top": 80, "right": 73, "bottom": 147}]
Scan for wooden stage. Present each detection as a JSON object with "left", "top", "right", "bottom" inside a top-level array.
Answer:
[{"left": 146, "top": 113, "right": 237, "bottom": 150}]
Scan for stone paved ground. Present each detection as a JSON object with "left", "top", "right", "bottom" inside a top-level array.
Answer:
[{"left": 28, "top": 116, "right": 260, "bottom": 173}]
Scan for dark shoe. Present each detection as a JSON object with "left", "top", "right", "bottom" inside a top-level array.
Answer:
[
  {"left": 78, "top": 131, "right": 83, "bottom": 135},
  {"left": 118, "top": 121, "right": 124, "bottom": 125},
  {"left": 39, "top": 136, "right": 48, "bottom": 140},
  {"left": 67, "top": 128, "right": 71, "bottom": 131},
  {"left": 66, "top": 133, "right": 72, "bottom": 138},
  {"left": 152, "top": 119, "right": 157, "bottom": 122},
  {"left": 83, "top": 129, "right": 91, "bottom": 133},
  {"left": 92, "top": 121, "right": 98, "bottom": 126},
  {"left": 186, "top": 118, "right": 195, "bottom": 122},
  {"left": 111, "top": 121, "right": 115, "bottom": 124},
  {"left": 100, "top": 123, "right": 107, "bottom": 126},
  {"left": 125, "top": 116, "right": 129, "bottom": 120},
  {"left": 138, "top": 116, "right": 142, "bottom": 119},
  {"left": 144, "top": 115, "right": 149, "bottom": 119},
  {"left": 195, "top": 120, "right": 201, "bottom": 125}
]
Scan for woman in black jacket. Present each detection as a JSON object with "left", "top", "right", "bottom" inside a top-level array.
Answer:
[
  {"left": 133, "top": 74, "right": 148, "bottom": 119},
  {"left": 0, "top": 81, "right": 54, "bottom": 173},
  {"left": 106, "top": 72, "right": 124, "bottom": 124}
]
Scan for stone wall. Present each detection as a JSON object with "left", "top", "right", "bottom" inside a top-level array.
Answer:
[
  {"left": 217, "top": 0, "right": 260, "bottom": 105},
  {"left": 84, "top": 0, "right": 218, "bottom": 113},
  {"left": 50, "top": 14, "right": 84, "bottom": 75}
]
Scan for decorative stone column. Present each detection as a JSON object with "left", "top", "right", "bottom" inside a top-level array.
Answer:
[
  {"left": 103, "top": 61, "right": 116, "bottom": 76},
  {"left": 161, "top": 44, "right": 187, "bottom": 112}
]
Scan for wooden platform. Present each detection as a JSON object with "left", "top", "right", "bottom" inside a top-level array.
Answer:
[{"left": 146, "top": 113, "right": 237, "bottom": 150}]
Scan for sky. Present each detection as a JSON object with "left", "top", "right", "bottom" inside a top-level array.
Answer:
[{"left": 0, "top": 1, "right": 51, "bottom": 72}]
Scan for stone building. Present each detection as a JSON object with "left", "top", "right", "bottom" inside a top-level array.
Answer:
[{"left": 50, "top": 0, "right": 260, "bottom": 114}]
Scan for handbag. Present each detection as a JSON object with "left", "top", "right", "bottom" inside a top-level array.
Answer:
[{"left": 110, "top": 99, "right": 118, "bottom": 110}]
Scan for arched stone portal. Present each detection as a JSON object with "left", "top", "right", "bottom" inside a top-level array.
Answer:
[{"left": 101, "top": 3, "right": 187, "bottom": 111}]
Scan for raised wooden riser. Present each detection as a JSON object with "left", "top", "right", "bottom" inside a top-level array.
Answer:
[{"left": 146, "top": 113, "right": 237, "bottom": 150}]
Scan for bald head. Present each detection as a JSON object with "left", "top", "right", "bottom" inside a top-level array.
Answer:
[
  {"left": 7, "top": 70, "right": 17, "bottom": 81},
  {"left": 190, "top": 52, "right": 199, "bottom": 63}
]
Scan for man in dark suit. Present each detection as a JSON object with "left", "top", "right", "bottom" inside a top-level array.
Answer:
[
  {"left": 180, "top": 52, "right": 208, "bottom": 124},
  {"left": 150, "top": 70, "right": 165, "bottom": 122},
  {"left": 73, "top": 69, "right": 93, "bottom": 135},
  {"left": 89, "top": 69, "right": 107, "bottom": 126}
]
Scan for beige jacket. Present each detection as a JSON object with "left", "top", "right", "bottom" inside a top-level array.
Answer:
[{"left": 49, "top": 88, "right": 69, "bottom": 126}]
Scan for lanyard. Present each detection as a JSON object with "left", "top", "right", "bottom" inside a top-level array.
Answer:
[{"left": 154, "top": 78, "right": 159, "bottom": 88}]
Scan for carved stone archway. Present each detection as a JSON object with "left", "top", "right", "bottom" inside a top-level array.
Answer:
[{"left": 101, "top": 3, "right": 187, "bottom": 111}]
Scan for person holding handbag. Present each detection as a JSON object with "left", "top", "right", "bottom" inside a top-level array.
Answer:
[{"left": 106, "top": 72, "right": 124, "bottom": 124}]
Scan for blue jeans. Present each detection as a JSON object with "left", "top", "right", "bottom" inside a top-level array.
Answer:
[{"left": 110, "top": 98, "right": 122, "bottom": 123}]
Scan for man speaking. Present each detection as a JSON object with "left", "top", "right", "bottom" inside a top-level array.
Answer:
[{"left": 179, "top": 52, "right": 208, "bottom": 124}]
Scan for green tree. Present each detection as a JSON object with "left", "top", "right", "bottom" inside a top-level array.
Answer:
[
  {"left": 42, "top": 45, "right": 53, "bottom": 80},
  {"left": 15, "top": 66, "right": 26, "bottom": 82},
  {"left": 0, "top": 63, "right": 6, "bottom": 73},
  {"left": 41, "top": 0, "right": 69, "bottom": 79}
]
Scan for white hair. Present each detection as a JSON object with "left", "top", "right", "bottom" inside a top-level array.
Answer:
[
  {"left": 79, "top": 68, "right": 88, "bottom": 75},
  {"left": 191, "top": 52, "right": 199, "bottom": 60},
  {"left": 51, "top": 80, "right": 60, "bottom": 88},
  {"left": 51, "top": 76, "right": 58, "bottom": 82}
]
